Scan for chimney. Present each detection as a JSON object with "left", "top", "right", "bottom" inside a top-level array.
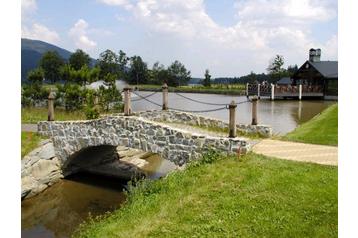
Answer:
[{"left": 309, "top": 48, "right": 321, "bottom": 62}]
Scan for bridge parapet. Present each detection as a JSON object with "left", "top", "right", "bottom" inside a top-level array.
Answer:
[
  {"left": 133, "top": 110, "right": 272, "bottom": 138},
  {"left": 38, "top": 115, "right": 249, "bottom": 168}
]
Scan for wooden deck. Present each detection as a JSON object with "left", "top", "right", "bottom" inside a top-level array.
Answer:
[{"left": 247, "top": 83, "right": 324, "bottom": 99}]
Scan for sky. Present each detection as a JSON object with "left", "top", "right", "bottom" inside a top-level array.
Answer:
[{"left": 21, "top": 0, "right": 338, "bottom": 78}]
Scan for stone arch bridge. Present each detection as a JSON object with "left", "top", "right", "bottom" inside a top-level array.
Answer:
[{"left": 38, "top": 110, "right": 271, "bottom": 172}]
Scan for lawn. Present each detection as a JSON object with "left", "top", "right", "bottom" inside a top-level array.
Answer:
[
  {"left": 21, "top": 132, "right": 47, "bottom": 158},
  {"left": 22, "top": 107, "right": 87, "bottom": 123},
  {"left": 283, "top": 103, "right": 338, "bottom": 146},
  {"left": 74, "top": 153, "right": 337, "bottom": 238}
]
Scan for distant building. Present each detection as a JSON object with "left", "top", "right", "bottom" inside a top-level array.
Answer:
[
  {"left": 292, "top": 49, "right": 338, "bottom": 97},
  {"left": 276, "top": 77, "right": 292, "bottom": 85}
]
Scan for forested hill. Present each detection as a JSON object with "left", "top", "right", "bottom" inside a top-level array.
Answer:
[{"left": 21, "top": 38, "right": 73, "bottom": 81}]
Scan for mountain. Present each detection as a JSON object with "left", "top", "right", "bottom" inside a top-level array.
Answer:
[{"left": 21, "top": 38, "right": 96, "bottom": 82}]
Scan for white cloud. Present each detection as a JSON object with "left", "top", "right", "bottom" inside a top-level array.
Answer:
[
  {"left": 69, "top": 19, "right": 97, "bottom": 50},
  {"left": 22, "top": 0, "right": 37, "bottom": 19},
  {"left": 99, "top": 0, "right": 133, "bottom": 10},
  {"left": 22, "top": 23, "right": 60, "bottom": 44},
  {"left": 99, "top": 0, "right": 337, "bottom": 76}
]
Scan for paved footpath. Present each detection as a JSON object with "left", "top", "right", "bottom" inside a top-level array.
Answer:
[
  {"left": 252, "top": 139, "right": 338, "bottom": 166},
  {"left": 21, "top": 124, "right": 37, "bottom": 132}
]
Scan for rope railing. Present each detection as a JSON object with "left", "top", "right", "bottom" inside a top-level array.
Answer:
[
  {"left": 132, "top": 91, "right": 230, "bottom": 113},
  {"left": 131, "top": 91, "right": 158, "bottom": 102}
]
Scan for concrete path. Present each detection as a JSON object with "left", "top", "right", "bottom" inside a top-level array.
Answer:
[
  {"left": 21, "top": 124, "right": 37, "bottom": 132},
  {"left": 252, "top": 139, "right": 338, "bottom": 166}
]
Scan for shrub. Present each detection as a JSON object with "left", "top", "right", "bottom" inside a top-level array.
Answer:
[{"left": 21, "top": 83, "right": 49, "bottom": 107}]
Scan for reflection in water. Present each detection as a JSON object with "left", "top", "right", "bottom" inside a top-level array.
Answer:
[
  {"left": 21, "top": 154, "right": 176, "bottom": 238},
  {"left": 21, "top": 173, "right": 127, "bottom": 238}
]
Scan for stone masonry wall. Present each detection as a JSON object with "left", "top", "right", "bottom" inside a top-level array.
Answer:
[
  {"left": 38, "top": 115, "right": 248, "bottom": 168},
  {"left": 134, "top": 110, "right": 272, "bottom": 137}
]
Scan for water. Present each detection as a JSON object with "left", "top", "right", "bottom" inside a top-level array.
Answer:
[
  {"left": 131, "top": 92, "right": 335, "bottom": 134},
  {"left": 21, "top": 154, "right": 177, "bottom": 238}
]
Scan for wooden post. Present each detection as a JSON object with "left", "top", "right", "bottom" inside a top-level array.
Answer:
[
  {"left": 123, "top": 87, "right": 132, "bottom": 116},
  {"left": 162, "top": 83, "right": 168, "bottom": 110},
  {"left": 251, "top": 96, "right": 258, "bottom": 125},
  {"left": 48, "top": 91, "right": 55, "bottom": 121},
  {"left": 270, "top": 83, "right": 275, "bottom": 100},
  {"left": 299, "top": 84, "right": 302, "bottom": 100},
  {"left": 228, "top": 100, "right": 237, "bottom": 138},
  {"left": 257, "top": 84, "right": 260, "bottom": 99},
  {"left": 246, "top": 83, "right": 249, "bottom": 97}
]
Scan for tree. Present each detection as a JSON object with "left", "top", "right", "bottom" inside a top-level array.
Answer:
[
  {"left": 27, "top": 67, "right": 44, "bottom": 84},
  {"left": 287, "top": 64, "right": 298, "bottom": 76},
  {"left": 129, "top": 55, "right": 149, "bottom": 85},
  {"left": 150, "top": 61, "right": 169, "bottom": 85},
  {"left": 167, "top": 60, "right": 191, "bottom": 87},
  {"left": 97, "top": 49, "right": 119, "bottom": 79},
  {"left": 69, "top": 49, "right": 91, "bottom": 70},
  {"left": 267, "top": 55, "right": 285, "bottom": 83},
  {"left": 39, "top": 51, "right": 65, "bottom": 83},
  {"left": 202, "top": 69, "right": 211, "bottom": 87},
  {"left": 59, "top": 64, "right": 73, "bottom": 83},
  {"left": 118, "top": 50, "right": 129, "bottom": 81}
]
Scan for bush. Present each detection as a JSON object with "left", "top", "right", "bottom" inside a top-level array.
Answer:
[
  {"left": 83, "top": 89, "right": 100, "bottom": 119},
  {"left": 61, "top": 83, "right": 85, "bottom": 111},
  {"left": 21, "top": 83, "right": 49, "bottom": 107},
  {"left": 98, "top": 83, "right": 122, "bottom": 112}
]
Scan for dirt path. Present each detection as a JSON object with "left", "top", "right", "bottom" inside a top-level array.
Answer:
[{"left": 252, "top": 139, "right": 338, "bottom": 166}]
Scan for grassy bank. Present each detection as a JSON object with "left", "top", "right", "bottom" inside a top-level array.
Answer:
[
  {"left": 21, "top": 132, "right": 47, "bottom": 158},
  {"left": 74, "top": 153, "right": 337, "bottom": 238},
  {"left": 22, "top": 107, "right": 87, "bottom": 123},
  {"left": 283, "top": 104, "right": 338, "bottom": 146},
  {"left": 133, "top": 84, "right": 246, "bottom": 95}
]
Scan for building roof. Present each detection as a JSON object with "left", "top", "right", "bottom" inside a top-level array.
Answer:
[
  {"left": 308, "top": 60, "right": 338, "bottom": 78},
  {"left": 276, "top": 77, "right": 292, "bottom": 85}
]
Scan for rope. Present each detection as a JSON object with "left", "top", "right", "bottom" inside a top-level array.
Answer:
[
  {"left": 132, "top": 91, "right": 162, "bottom": 107},
  {"left": 131, "top": 91, "right": 158, "bottom": 102},
  {"left": 168, "top": 106, "right": 228, "bottom": 113},
  {"left": 131, "top": 90, "right": 253, "bottom": 113},
  {"left": 173, "top": 91, "right": 251, "bottom": 106}
]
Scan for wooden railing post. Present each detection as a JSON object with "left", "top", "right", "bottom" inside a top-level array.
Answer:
[
  {"left": 299, "top": 84, "right": 302, "bottom": 100},
  {"left": 270, "top": 83, "right": 275, "bottom": 100},
  {"left": 48, "top": 91, "right": 55, "bottom": 121},
  {"left": 228, "top": 100, "right": 237, "bottom": 138},
  {"left": 123, "top": 87, "right": 132, "bottom": 116},
  {"left": 251, "top": 96, "right": 258, "bottom": 125},
  {"left": 162, "top": 83, "right": 168, "bottom": 110}
]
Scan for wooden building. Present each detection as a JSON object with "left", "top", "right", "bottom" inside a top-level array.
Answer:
[{"left": 292, "top": 48, "right": 338, "bottom": 97}]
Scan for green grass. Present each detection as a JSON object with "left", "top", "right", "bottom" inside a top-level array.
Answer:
[
  {"left": 21, "top": 132, "right": 47, "bottom": 158},
  {"left": 283, "top": 104, "right": 338, "bottom": 146},
  {"left": 74, "top": 153, "right": 337, "bottom": 238},
  {"left": 22, "top": 107, "right": 87, "bottom": 123},
  {"left": 133, "top": 84, "right": 246, "bottom": 95}
]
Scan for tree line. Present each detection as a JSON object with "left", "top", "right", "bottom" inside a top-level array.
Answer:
[{"left": 26, "top": 49, "right": 192, "bottom": 87}]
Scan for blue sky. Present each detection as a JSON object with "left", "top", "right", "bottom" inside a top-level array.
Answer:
[{"left": 22, "top": 0, "right": 337, "bottom": 77}]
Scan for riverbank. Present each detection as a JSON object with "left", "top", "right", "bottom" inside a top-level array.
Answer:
[
  {"left": 283, "top": 103, "right": 338, "bottom": 146},
  {"left": 133, "top": 84, "right": 246, "bottom": 95},
  {"left": 21, "top": 132, "right": 47, "bottom": 158},
  {"left": 74, "top": 152, "right": 337, "bottom": 238}
]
